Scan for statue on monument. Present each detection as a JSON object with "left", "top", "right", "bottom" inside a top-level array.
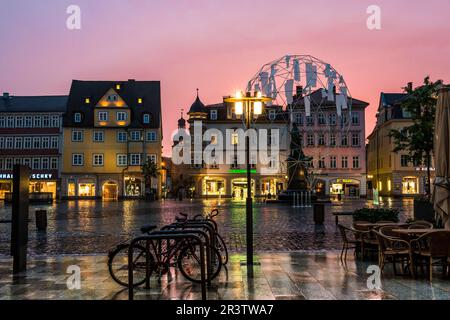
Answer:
[{"left": 287, "top": 122, "right": 311, "bottom": 191}]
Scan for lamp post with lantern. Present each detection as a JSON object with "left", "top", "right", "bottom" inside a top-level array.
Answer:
[{"left": 224, "top": 91, "right": 271, "bottom": 266}]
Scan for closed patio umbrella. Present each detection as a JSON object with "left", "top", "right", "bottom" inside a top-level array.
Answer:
[{"left": 432, "top": 87, "right": 450, "bottom": 229}]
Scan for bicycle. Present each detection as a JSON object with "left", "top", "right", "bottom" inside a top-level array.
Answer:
[
  {"left": 107, "top": 223, "right": 222, "bottom": 287},
  {"left": 178, "top": 209, "right": 229, "bottom": 265}
]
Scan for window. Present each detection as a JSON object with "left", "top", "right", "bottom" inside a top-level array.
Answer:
[
  {"left": 210, "top": 110, "right": 218, "bottom": 120},
  {"left": 93, "top": 131, "right": 104, "bottom": 142},
  {"left": 41, "top": 158, "right": 49, "bottom": 170},
  {"left": 74, "top": 113, "right": 82, "bottom": 123},
  {"left": 32, "top": 158, "right": 40, "bottom": 170},
  {"left": 306, "top": 114, "right": 314, "bottom": 126},
  {"left": 92, "top": 154, "right": 104, "bottom": 166},
  {"left": 401, "top": 155, "right": 409, "bottom": 167},
  {"left": 352, "top": 133, "right": 360, "bottom": 146},
  {"left": 23, "top": 158, "right": 31, "bottom": 168},
  {"left": 43, "top": 116, "right": 50, "bottom": 127},
  {"left": 24, "top": 137, "right": 32, "bottom": 149},
  {"left": 33, "top": 116, "right": 41, "bottom": 127},
  {"left": 98, "top": 111, "right": 108, "bottom": 122},
  {"left": 51, "top": 137, "right": 58, "bottom": 149},
  {"left": 51, "top": 115, "right": 59, "bottom": 127},
  {"left": 231, "top": 133, "right": 239, "bottom": 145},
  {"left": 329, "top": 113, "right": 336, "bottom": 125},
  {"left": 130, "top": 131, "right": 141, "bottom": 141},
  {"left": 146, "top": 131, "right": 157, "bottom": 142},
  {"left": 137, "top": 98, "right": 143, "bottom": 104},
  {"left": 340, "top": 114, "right": 348, "bottom": 126},
  {"left": 318, "top": 113, "right": 326, "bottom": 125},
  {"left": 0, "top": 137, "right": 4, "bottom": 149},
  {"left": 330, "top": 133, "right": 336, "bottom": 147},
  {"left": 318, "top": 157, "right": 326, "bottom": 169},
  {"left": 318, "top": 133, "right": 325, "bottom": 146},
  {"left": 268, "top": 109, "right": 276, "bottom": 121},
  {"left": 5, "top": 158, "right": 13, "bottom": 170},
  {"left": 130, "top": 154, "right": 141, "bottom": 166},
  {"left": 7, "top": 116, "right": 14, "bottom": 127},
  {"left": 6, "top": 137, "right": 13, "bottom": 149},
  {"left": 294, "top": 113, "right": 303, "bottom": 125},
  {"left": 147, "top": 154, "right": 157, "bottom": 164},
  {"left": 85, "top": 98, "right": 90, "bottom": 104},
  {"left": 143, "top": 113, "right": 151, "bottom": 124},
  {"left": 0, "top": 158, "right": 3, "bottom": 170},
  {"left": 0, "top": 116, "right": 5, "bottom": 127},
  {"left": 72, "top": 130, "right": 83, "bottom": 142},
  {"left": 107, "top": 94, "right": 118, "bottom": 102},
  {"left": 342, "top": 156, "right": 348, "bottom": 168},
  {"left": 14, "top": 158, "right": 21, "bottom": 165},
  {"left": 117, "top": 131, "right": 127, "bottom": 142},
  {"left": 307, "top": 134, "right": 314, "bottom": 146},
  {"left": 352, "top": 156, "right": 360, "bottom": 168},
  {"left": 116, "top": 112, "right": 127, "bottom": 121},
  {"left": 15, "top": 137, "right": 23, "bottom": 149},
  {"left": 72, "top": 154, "right": 84, "bottom": 166},
  {"left": 351, "top": 112, "right": 360, "bottom": 125},
  {"left": 117, "top": 154, "right": 127, "bottom": 167},
  {"left": 330, "top": 156, "right": 337, "bottom": 169},
  {"left": 341, "top": 133, "right": 348, "bottom": 146},
  {"left": 25, "top": 116, "right": 32, "bottom": 127},
  {"left": 42, "top": 137, "right": 50, "bottom": 149},
  {"left": 16, "top": 116, "right": 23, "bottom": 128},
  {"left": 50, "top": 158, "right": 58, "bottom": 170},
  {"left": 32, "top": 137, "right": 40, "bottom": 149}
]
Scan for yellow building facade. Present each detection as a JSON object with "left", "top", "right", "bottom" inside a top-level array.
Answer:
[
  {"left": 61, "top": 80, "right": 162, "bottom": 199},
  {"left": 366, "top": 92, "right": 432, "bottom": 197}
]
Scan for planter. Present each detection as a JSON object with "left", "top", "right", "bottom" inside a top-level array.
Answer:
[{"left": 413, "top": 199, "right": 435, "bottom": 222}]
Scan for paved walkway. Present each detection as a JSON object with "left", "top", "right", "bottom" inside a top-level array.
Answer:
[
  {"left": 1, "top": 252, "right": 449, "bottom": 300},
  {"left": 0, "top": 198, "right": 414, "bottom": 255}
]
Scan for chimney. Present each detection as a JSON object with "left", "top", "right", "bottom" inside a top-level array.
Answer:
[
  {"left": 407, "top": 82, "right": 413, "bottom": 91},
  {"left": 3, "top": 92, "right": 9, "bottom": 99},
  {"left": 128, "top": 79, "right": 136, "bottom": 83},
  {"left": 296, "top": 86, "right": 303, "bottom": 98}
]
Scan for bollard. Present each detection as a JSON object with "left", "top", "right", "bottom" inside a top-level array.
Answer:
[
  {"left": 313, "top": 203, "right": 325, "bottom": 224},
  {"left": 35, "top": 210, "right": 47, "bottom": 231}
]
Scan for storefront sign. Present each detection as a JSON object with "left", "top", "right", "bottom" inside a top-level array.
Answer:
[
  {"left": 229, "top": 169, "right": 257, "bottom": 174},
  {"left": 0, "top": 173, "right": 54, "bottom": 180},
  {"left": 337, "top": 179, "right": 355, "bottom": 184}
]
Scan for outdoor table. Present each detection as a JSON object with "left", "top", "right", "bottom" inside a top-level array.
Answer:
[
  {"left": 391, "top": 228, "right": 436, "bottom": 236},
  {"left": 354, "top": 222, "right": 409, "bottom": 228},
  {"left": 332, "top": 211, "right": 354, "bottom": 224}
]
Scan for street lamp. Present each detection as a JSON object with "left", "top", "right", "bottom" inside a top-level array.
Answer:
[{"left": 224, "top": 91, "right": 271, "bottom": 266}]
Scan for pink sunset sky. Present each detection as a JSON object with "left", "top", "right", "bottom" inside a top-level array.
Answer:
[{"left": 0, "top": 0, "right": 449, "bottom": 155}]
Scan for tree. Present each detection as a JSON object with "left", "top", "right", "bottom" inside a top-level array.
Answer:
[
  {"left": 141, "top": 159, "right": 159, "bottom": 198},
  {"left": 389, "top": 77, "right": 443, "bottom": 196}
]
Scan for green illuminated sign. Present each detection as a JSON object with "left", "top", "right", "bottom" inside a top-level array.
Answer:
[{"left": 229, "top": 169, "right": 256, "bottom": 174}]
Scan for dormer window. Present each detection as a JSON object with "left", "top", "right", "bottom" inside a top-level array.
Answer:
[
  {"left": 107, "top": 94, "right": 118, "bottom": 102},
  {"left": 74, "top": 112, "right": 82, "bottom": 123},
  {"left": 268, "top": 109, "right": 276, "bottom": 121},
  {"left": 138, "top": 98, "right": 143, "bottom": 104},
  {"left": 85, "top": 98, "right": 90, "bottom": 104},
  {"left": 116, "top": 84, "right": 121, "bottom": 90},
  {"left": 210, "top": 110, "right": 218, "bottom": 120},
  {"left": 143, "top": 113, "right": 151, "bottom": 124}
]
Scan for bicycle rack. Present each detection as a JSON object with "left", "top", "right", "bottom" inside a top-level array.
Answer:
[
  {"left": 128, "top": 233, "right": 207, "bottom": 300},
  {"left": 149, "top": 228, "right": 213, "bottom": 286}
]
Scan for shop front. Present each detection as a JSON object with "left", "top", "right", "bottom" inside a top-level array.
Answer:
[
  {"left": 402, "top": 176, "right": 419, "bottom": 195},
  {"left": 260, "top": 178, "right": 284, "bottom": 198},
  {"left": 202, "top": 177, "right": 225, "bottom": 197},
  {"left": 67, "top": 177, "right": 96, "bottom": 198},
  {"left": 330, "top": 178, "right": 361, "bottom": 198},
  {"left": 124, "top": 176, "right": 143, "bottom": 197},
  {"left": 1, "top": 172, "right": 58, "bottom": 201},
  {"left": 103, "top": 180, "right": 119, "bottom": 199},
  {"left": 231, "top": 178, "right": 255, "bottom": 200}
]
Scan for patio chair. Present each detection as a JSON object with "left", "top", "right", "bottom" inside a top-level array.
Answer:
[
  {"left": 373, "top": 230, "right": 412, "bottom": 275},
  {"left": 354, "top": 221, "right": 378, "bottom": 259},
  {"left": 410, "top": 231, "right": 450, "bottom": 281},
  {"left": 338, "top": 224, "right": 366, "bottom": 262},
  {"left": 408, "top": 221, "right": 434, "bottom": 229}
]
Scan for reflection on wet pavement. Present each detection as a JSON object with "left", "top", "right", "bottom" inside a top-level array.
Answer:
[
  {"left": 0, "top": 252, "right": 448, "bottom": 300},
  {"left": 0, "top": 198, "right": 414, "bottom": 255}
]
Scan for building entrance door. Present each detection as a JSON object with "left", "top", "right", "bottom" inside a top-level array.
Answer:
[
  {"left": 232, "top": 178, "right": 254, "bottom": 200},
  {"left": 103, "top": 181, "right": 118, "bottom": 199}
]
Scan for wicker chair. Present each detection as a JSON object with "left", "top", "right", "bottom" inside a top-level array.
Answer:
[
  {"left": 338, "top": 224, "right": 367, "bottom": 262},
  {"left": 354, "top": 221, "right": 378, "bottom": 258},
  {"left": 373, "top": 229, "right": 412, "bottom": 275},
  {"left": 408, "top": 221, "right": 434, "bottom": 229},
  {"left": 410, "top": 231, "right": 450, "bottom": 281}
]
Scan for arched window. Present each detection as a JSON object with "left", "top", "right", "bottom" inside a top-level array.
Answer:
[
  {"left": 143, "top": 113, "right": 151, "bottom": 124},
  {"left": 74, "top": 112, "right": 82, "bottom": 123}
]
